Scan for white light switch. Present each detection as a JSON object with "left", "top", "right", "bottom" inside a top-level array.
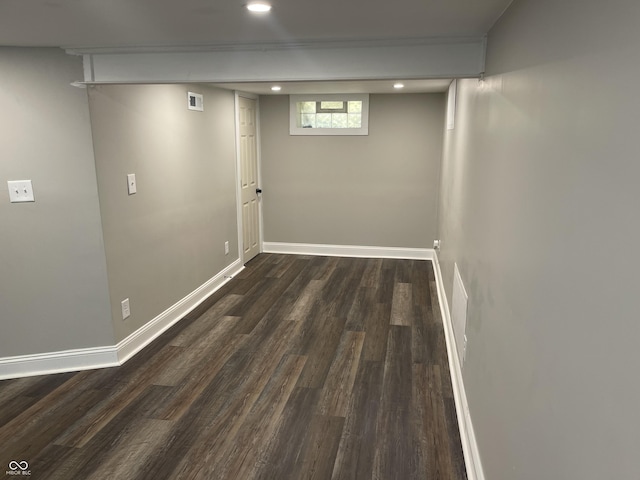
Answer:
[
  {"left": 8, "top": 180, "right": 35, "bottom": 203},
  {"left": 127, "top": 174, "right": 137, "bottom": 195}
]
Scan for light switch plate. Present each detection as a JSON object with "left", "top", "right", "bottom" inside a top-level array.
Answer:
[
  {"left": 8, "top": 180, "right": 35, "bottom": 203},
  {"left": 127, "top": 174, "right": 137, "bottom": 195}
]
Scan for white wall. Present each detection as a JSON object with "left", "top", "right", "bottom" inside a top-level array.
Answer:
[
  {"left": 0, "top": 48, "right": 114, "bottom": 357},
  {"left": 438, "top": 0, "right": 640, "bottom": 478}
]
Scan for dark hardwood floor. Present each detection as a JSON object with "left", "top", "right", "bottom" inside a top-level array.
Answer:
[{"left": 0, "top": 254, "right": 467, "bottom": 479}]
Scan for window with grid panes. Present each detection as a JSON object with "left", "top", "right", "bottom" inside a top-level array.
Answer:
[{"left": 289, "top": 94, "right": 369, "bottom": 135}]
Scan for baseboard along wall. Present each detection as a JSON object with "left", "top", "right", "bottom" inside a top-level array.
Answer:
[
  {"left": 0, "top": 259, "right": 244, "bottom": 381},
  {"left": 265, "top": 242, "right": 484, "bottom": 479},
  {"left": 263, "top": 241, "right": 434, "bottom": 260},
  {"left": 431, "top": 253, "right": 485, "bottom": 480},
  {"left": 0, "top": 245, "right": 484, "bottom": 480}
]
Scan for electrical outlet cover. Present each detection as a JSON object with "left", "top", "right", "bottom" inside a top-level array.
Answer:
[
  {"left": 121, "top": 298, "right": 131, "bottom": 319},
  {"left": 127, "top": 174, "right": 137, "bottom": 195}
]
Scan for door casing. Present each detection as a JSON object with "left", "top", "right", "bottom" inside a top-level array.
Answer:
[{"left": 234, "top": 92, "right": 263, "bottom": 264}]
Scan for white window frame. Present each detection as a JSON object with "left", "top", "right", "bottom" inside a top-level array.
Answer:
[{"left": 289, "top": 94, "right": 370, "bottom": 136}]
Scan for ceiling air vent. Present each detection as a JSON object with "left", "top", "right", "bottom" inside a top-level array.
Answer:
[{"left": 188, "top": 92, "right": 204, "bottom": 111}]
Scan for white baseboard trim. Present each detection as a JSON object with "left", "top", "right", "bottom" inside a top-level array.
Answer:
[
  {"left": 116, "top": 259, "right": 244, "bottom": 364},
  {"left": 432, "top": 253, "right": 485, "bottom": 480},
  {"left": 0, "top": 259, "right": 244, "bottom": 381},
  {"left": 2, "top": 250, "right": 483, "bottom": 480},
  {"left": 263, "top": 241, "right": 434, "bottom": 260},
  {"left": 0, "top": 346, "right": 119, "bottom": 381}
]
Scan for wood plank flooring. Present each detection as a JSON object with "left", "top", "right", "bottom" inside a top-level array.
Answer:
[{"left": 0, "top": 254, "right": 467, "bottom": 480}]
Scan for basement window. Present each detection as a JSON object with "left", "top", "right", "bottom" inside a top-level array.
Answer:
[{"left": 289, "top": 94, "right": 369, "bottom": 135}]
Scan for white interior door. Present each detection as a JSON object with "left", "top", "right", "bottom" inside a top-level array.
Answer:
[{"left": 238, "top": 96, "right": 261, "bottom": 263}]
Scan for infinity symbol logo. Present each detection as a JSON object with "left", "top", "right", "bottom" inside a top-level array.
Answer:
[{"left": 8, "top": 461, "right": 28, "bottom": 470}]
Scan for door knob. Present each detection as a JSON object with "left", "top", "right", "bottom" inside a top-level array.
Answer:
[{"left": 256, "top": 188, "right": 263, "bottom": 194}]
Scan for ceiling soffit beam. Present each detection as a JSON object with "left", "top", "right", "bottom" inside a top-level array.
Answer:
[{"left": 69, "top": 37, "right": 486, "bottom": 84}]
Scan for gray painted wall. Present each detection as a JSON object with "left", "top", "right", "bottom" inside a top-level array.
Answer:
[
  {"left": 0, "top": 48, "right": 114, "bottom": 357},
  {"left": 437, "top": 0, "right": 640, "bottom": 478},
  {"left": 260, "top": 93, "right": 445, "bottom": 248},
  {"left": 87, "top": 84, "right": 238, "bottom": 342}
]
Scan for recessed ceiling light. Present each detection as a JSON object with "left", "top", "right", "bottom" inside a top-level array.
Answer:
[
  {"left": 246, "top": 2, "right": 272, "bottom": 13},
  {"left": 393, "top": 83, "right": 405, "bottom": 89},
  {"left": 271, "top": 85, "right": 282, "bottom": 91}
]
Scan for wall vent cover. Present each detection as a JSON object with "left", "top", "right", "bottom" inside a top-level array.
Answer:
[
  {"left": 452, "top": 262, "right": 468, "bottom": 367},
  {"left": 188, "top": 92, "right": 204, "bottom": 111}
]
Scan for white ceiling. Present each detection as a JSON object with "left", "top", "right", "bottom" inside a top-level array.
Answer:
[
  {"left": 0, "top": 0, "right": 512, "bottom": 49},
  {"left": 213, "top": 79, "right": 453, "bottom": 95},
  {"left": 1, "top": 0, "right": 510, "bottom": 94}
]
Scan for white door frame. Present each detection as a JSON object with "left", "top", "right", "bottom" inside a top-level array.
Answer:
[{"left": 234, "top": 91, "right": 264, "bottom": 264}]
